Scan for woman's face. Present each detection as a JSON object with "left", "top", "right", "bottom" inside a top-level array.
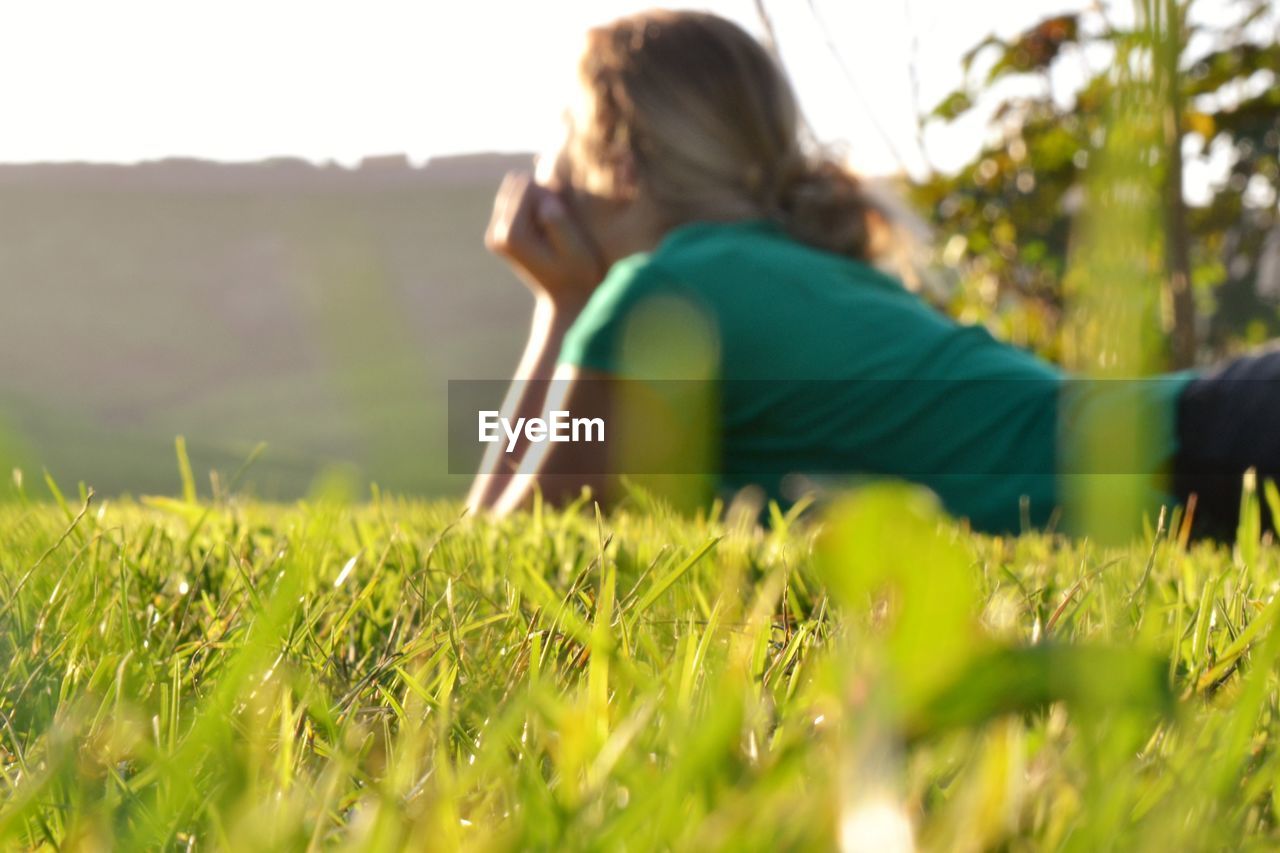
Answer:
[
  {"left": 535, "top": 105, "right": 609, "bottom": 232},
  {"left": 533, "top": 97, "right": 663, "bottom": 268},
  {"left": 532, "top": 117, "right": 582, "bottom": 207}
]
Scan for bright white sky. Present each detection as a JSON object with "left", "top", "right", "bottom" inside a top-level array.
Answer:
[
  {"left": 0, "top": 0, "right": 1254, "bottom": 186},
  {"left": 0, "top": 0, "right": 1088, "bottom": 177}
]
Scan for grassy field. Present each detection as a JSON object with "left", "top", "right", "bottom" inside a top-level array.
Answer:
[{"left": 3, "top": 463, "right": 1280, "bottom": 851}]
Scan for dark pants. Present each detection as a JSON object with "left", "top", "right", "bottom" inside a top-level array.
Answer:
[{"left": 1174, "top": 345, "right": 1280, "bottom": 540}]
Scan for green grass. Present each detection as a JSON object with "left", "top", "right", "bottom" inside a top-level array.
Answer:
[{"left": 3, "top": 472, "right": 1280, "bottom": 850}]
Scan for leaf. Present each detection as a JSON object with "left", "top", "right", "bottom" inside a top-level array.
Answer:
[
  {"left": 1184, "top": 110, "right": 1217, "bottom": 143},
  {"left": 175, "top": 435, "right": 197, "bottom": 504},
  {"left": 1197, "top": 588, "right": 1280, "bottom": 691},
  {"left": 1184, "top": 43, "right": 1280, "bottom": 98},
  {"left": 1264, "top": 478, "right": 1280, "bottom": 533},
  {"left": 629, "top": 537, "right": 720, "bottom": 620},
  {"left": 907, "top": 643, "right": 1173, "bottom": 741},
  {"left": 986, "top": 14, "right": 1080, "bottom": 84},
  {"left": 931, "top": 89, "right": 975, "bottom": 122},
  {"left": 815, "top": 483, "right": 981, "bottom": 710},
  {"left": 333, "top": 553, "right": 360, "bottom": 588},
  {"left": 961, "top": 34, "right": 1005, "bottom": 73},
  {"left": 1237, "top": 468, "right": 1260, "bottom": 568}
]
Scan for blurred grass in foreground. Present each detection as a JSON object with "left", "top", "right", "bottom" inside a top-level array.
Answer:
[
  {"left": 3, "top": 471, "right": 1280, "bottom": 849},
  {"left": 1059, "top": 0, "right": 1188, "bottom": 542}
]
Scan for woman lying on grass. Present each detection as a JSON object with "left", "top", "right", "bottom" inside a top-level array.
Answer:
[{"left": 467, "top": 9, "right": 1279, "bottom": 539}]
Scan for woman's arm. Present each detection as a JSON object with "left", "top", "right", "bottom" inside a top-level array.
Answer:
[
  {"left": 466, "top": 171, "right": 606, "bottom": 511},
  {"left": 487, "top": 364, "right": 617, "bottom": 515},
  {"left": 465, "top": 297, "right": 587, "bottom": 509},
  {"left": 485, "top": 363, "right": 718, "bottom": 518}
]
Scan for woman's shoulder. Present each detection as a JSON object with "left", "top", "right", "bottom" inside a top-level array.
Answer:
[
  {"left": 649, "top": 218, "right": 903, "bottom": 293},
  {"left": 590, "top": 217, "right": 933, "bottom": 340},
  {"left": 559, "top": 247, "right": 711, "bottom": 375},
  {"left": 591, "top": 248, "right": 686, "bottom": 307}
]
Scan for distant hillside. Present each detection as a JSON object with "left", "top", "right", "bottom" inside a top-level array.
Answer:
[
  {"left": 0, "top": 152, "right": 534, "bottom": 191},
  {"left": 0, "top": 153, "right": 537, "bottom": 498}
]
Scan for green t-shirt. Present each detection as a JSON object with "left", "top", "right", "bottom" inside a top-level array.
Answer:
[{"left": 558, "top": 218, "right": 1193, "bottom": 533}]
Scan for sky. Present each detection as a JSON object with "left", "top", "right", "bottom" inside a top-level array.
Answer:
[{"left": 0, "top": 0, "right": 1095, "bottom": 179}]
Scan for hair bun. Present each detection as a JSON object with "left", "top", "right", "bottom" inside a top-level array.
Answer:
[
  {"left": 581, "top": 10, "right": 891, "bottom": 263},
  {"left": 774, "top": 157, "right": 883, "bottom": 261}
]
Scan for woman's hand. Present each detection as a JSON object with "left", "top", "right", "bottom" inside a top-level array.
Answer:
[
  {"left": 485, "top": 170, "right": 606, "bottom": 304},
  {"left": 468, "top": 171, "right": 607, "bottom": 511}
]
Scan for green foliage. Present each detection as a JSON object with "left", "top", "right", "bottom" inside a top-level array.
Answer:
[
  {"left": 911, "top": 0, "right": 1280, "bottom": 361},
  {"left": 4, "top": 480, "right": 1280, "bottom": 848}
]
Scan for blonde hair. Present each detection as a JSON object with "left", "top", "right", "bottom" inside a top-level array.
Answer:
[{"left": 571, "top": 9, "right": 889, "bottom": 262}]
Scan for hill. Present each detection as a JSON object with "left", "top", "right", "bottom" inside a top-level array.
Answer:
[{"left": 0, "top": 153, "right": 535, "bottom": 497}]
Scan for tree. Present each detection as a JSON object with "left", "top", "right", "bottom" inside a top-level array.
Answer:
[{"left": 912, "top": 0, "right": 1280, "bottom": 366}]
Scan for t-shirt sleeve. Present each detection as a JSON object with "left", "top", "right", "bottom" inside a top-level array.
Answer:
[{"left": 557, "top": 254, "right": 717, "bottom": 379}]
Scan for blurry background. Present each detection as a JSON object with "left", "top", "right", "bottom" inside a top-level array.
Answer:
[
  {"left": 1, "top": 154, "right": 528, "bottom": 496},
  {"left": 2, "top": 0, "right": 1277, "bottom": 498}
]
